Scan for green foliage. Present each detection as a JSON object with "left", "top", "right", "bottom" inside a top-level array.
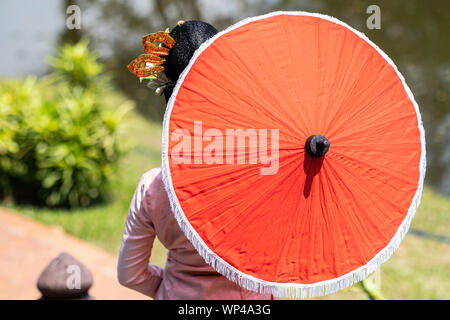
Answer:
[
  {"left": 0, "top": 39, "right": 132, "bottom": 207},
  {"left": 47, "top": 38, "right": 103, "bottom": 89}
]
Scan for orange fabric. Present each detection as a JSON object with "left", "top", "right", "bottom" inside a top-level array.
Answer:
[{"left": 167, "top": 15, "right": 422, "bottom": 284}]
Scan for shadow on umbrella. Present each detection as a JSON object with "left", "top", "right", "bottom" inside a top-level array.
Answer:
[{"left": 303, "top": 153, "right": 324, "bottom": 198}]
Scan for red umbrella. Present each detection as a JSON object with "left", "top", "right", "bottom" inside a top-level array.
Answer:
[{"left": 160, "top": 12, "right": 426, "bottom": 298}]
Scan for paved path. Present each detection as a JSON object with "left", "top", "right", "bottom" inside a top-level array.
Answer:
[{"left": 0, "top": 208, "right": 147, "bottom": 300}]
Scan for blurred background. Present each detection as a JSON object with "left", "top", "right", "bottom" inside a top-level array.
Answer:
[{"left": 0, "top": 0, "right": 448, "bottom": 299}]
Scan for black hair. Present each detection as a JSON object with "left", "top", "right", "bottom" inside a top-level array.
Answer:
[{"left": 163, "top": 20, "right": 218, "bottom": 101}]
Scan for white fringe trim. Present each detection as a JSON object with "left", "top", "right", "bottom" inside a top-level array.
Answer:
[{"left": 160, "top": 11, "right": 427, "bottom": 299}]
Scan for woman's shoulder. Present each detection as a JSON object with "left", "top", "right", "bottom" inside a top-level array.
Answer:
[
  {"left": 140, "top": 167, "right": 162, "bottom": 183},
  {"left": 134, "top": 167, "right": 164, "bottom": 199},
  {"left": 139, "top": 167, "right": 162, "bottom": 187}
]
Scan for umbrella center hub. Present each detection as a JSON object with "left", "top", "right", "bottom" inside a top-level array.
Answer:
[{"left": 305, "top": 135, "right": 330, "bottom": 158}]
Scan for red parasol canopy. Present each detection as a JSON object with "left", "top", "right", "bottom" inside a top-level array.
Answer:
[{"left": 161, "top": 12, "right": 426, "bottom": 298}]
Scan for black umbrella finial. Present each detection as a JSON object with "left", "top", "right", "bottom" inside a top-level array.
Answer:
[{"left": 305, "top": 135, "right": 330, "bottom": 158}]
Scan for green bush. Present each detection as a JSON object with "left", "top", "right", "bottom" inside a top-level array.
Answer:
[
  {"left": 0, "top": 39, "right": 132, "bottom": 207},
  {"left": 47, "top": 38, "right": 103, "bottom": 89}
]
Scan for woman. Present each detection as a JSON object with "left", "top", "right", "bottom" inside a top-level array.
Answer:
[{"left": 117, "top": 20, "right": 272, "bottom": 300}]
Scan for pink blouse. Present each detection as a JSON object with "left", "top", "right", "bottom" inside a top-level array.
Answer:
[{"left": 117, "top": 167, "right": 272, "bottom": 300}]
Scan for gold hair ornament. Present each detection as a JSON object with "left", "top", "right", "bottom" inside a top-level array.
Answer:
[{"left": 127, "top": 29, "right": 176, "bottom": 94}]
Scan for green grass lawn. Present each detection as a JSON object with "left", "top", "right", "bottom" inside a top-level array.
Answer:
[{"left": 2, "top": 109, "right": 449, "bottom": 299}]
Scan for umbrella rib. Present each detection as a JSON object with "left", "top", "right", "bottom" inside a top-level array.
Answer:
[
  {"left": 172, "top": 150, "right": 298, "bottom": 196},
  {"left": 326, "top": 66, "right": 401, "bottom": 138},
  {"left": 322, "top": 161, "right": 375, "bottom": 263},
  {"left": 278, "top": 16, "right": 311, "bottom": 135},
  {"left": 318, "top": 160, "right": 345, "bottom": 278},
  {"left": 316, "top": 19, "right": 332, "bottom": 134},
  {"left": 192, "top": 62, "right": 271, "bottom": 128},
  {"left": 328, "top": 150, "right": 418, "bottom": 186},
  {"left": 323, "top": 46, "right": 377, "bottom": 135},
  {"left": 219, "top": 38, "right": 304, "bottom": 138},
  {"left": 204, "top": 154, "right": 300, "bottom": 245},
  {"left": 270, "top": 156, "right": 311, "bottom": 280},
  {"left": 183, "top": 71, "right": 302, "bottom": 142},
  {"left": 314, "top": 18, "right": 322, "bottom": 133},
  {"left": 237, "top": 155, "right": 303, "bottom": 279},
  {"left": 320, "top": 29, "right": 357, "bottom": 135},
  {"left": 181, "top": 83, "right": 266, "bottom": 129},
  {"left": 186, "top": 152, "right": 300, "bottom": 222},
  {"left": 330, "top": 104, "right": 414, "bottom": 142},
  {"left": 250, "top": 24, "right": 308, "bottom": 138},
  {"left": 326, "top": 156, "right": 404, "bottom": 244}
]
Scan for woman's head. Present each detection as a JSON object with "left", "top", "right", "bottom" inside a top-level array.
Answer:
[{"left": 163, "top": 20, "right": 218, "bottom": 101}]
